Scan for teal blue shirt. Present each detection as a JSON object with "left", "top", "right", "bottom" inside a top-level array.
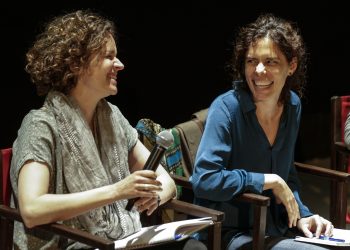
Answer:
[{"left": 190, "top": 87, "right": 312, "bottom": 236}]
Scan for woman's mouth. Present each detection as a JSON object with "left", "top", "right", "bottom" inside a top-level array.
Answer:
[{"left": 253, "top": 80, "right": 273, "bottom": 88}]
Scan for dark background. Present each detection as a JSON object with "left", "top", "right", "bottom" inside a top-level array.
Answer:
[{"left": 1, "top": 1, "right": 349, "bottom": 164}]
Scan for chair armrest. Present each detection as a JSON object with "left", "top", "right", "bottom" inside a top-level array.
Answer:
[
  {"left": 162, "top": 199, "right": 224, "bottom": 222},
  {"left": 235, "top": 193, "right": 270, "bottom": 207},
  {"left": 294, "top": 161, "right": 350, "bottom": 182},
  {"left": 0, "top": 205, "right": 114, "bottom": 250},
  {"left": 335, "top": 142, "right": 350, "bottom": 154},
  {"left": 170, "top": 174, "right": 269, "bottom": 250},
  {"left": 295, "top": 161, "right": 350, "bottom": 228},
  {"left": 162, "top": 198, "right": 224, "bottom": 250}
]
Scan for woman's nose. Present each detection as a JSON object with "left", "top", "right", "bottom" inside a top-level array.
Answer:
[
  {"left": 114, "top": 58, "right": 124, "bottom": 70},
  {"left": 256, "top": 62, "right": 266, "bottom": 74}
]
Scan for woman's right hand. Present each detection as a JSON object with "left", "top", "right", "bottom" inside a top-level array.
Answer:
[
  {"left": 114, "top": 170, "right": 162, "bottom": 200},
  {"left": 264, "top": 174, "right": 300, "bottom": 228},
  {"left": 18, "top": 163, "right": 162, "bottom": 228}
]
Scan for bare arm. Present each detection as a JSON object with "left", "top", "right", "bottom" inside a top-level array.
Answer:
[
  {"left": 263, "top": 173, "right": 300, "bottom": 228},
  {"left": 18, "top": 161, "right": 115, "bottom": 227},
  {"left": 18, "top": 159, "right": 161, "bottom": 228}
]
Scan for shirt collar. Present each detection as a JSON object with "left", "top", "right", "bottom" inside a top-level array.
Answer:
[{"left": 234, "top": 83, "right": 299, "bottom": 113}]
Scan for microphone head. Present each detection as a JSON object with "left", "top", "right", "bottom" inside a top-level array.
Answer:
[{"left": 156, "top": 130, "right": 174, "bottom": 149}]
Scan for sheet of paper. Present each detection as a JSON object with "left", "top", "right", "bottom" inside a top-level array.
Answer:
[
  {"left": 113, "top": 217, "right": 213, "bottom": 249},
  {"left": 295, "top": 228, "right": 350, "bottom": 247}
]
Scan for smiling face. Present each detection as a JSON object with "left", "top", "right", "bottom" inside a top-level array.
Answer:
[
  {"left": 77, "top": 34, "right": 124, "bottom": 99},
  {"left": 244, "top": 37, "right": 297, "bottom": 104}
]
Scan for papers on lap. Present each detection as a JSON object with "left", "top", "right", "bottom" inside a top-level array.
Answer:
[
  {"left": 295, "top": 228, "right": 350, "bottom": 247},
  {"left": 114, "top": 217, "right": 213, "bottom": 249}
]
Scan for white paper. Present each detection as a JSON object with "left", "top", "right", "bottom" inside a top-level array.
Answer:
[
  {"left": 295, "top": 228, "right": 350, "bottom": 247},
  {"left": 113, "top": 217, "right": 213, "bottom": 249}
]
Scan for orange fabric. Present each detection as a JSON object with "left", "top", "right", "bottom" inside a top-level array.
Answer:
[{"left": 1, "top": 148, "right": 12, "bottom": 206}]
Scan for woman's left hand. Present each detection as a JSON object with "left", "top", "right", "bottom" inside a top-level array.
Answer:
[
  {"left": 134, "top": 196, "right": 159, "bottom": 215},
  {"left": 297, "top": 214, "right": 333, "bottom": 238}
]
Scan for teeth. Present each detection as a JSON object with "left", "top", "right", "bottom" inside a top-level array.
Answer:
[
  {"left": 256, "top": 85, "right": 269, "bottom": 89},
  {"left": 254, "top": 81, "right": 272, "bottom": 88},
  {"left": 255, "top": 81, "right": 270, "bottom": 85}
]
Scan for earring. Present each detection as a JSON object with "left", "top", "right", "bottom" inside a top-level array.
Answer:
[{"left": 289, "top": 72, "right": 293, "bottom": 76}]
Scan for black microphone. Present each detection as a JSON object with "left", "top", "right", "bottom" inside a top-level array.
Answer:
[{"left": 125, "top": 130, "right": 174, "bottom": 211}]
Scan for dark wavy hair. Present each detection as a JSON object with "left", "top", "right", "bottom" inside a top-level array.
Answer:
[
  {"left": 25, "top": 10, "right": 116, "bottom": 96},
  {"left": 230, "top": 13, "right": 307, "bottom": 103}
]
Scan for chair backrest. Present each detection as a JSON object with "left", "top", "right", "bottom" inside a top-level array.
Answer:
[
  {"left": 331, "top": 96, "right": 350, "bottom": 143},
  {"left": 1, "top": 148, "right": 12, "bottom": 206},
  {"left": 0, "top": 148, "right": 14, "bottom": 250},
  {"left": 175, "top": 108, "right": 208, "bottom": 175},
  {"left": 135, "top": 109, "right": 209, "bottom": 218},
  {"left": 330, "top": 96, "right": 350, "bottom": 224},
  {"left": 331, "top": 96, "right": 350, "bottom": 173},
  {"left": 135, "top": 108, "right": 209, "bottom": 178}
]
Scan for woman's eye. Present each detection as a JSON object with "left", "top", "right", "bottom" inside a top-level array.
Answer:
[
  {"left": 246, "top": 59, "right": 256, "bottom": 64},
  {"left": 266, "top": 60, "right": 277, "bottom": 65}
]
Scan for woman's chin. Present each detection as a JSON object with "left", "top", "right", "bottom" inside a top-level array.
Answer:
[
  {"left": 110, "top": 89, "right": 118, "bottom": 96},
  {"left": 109, "top": 84, "right": 118, "bottom": 95}
]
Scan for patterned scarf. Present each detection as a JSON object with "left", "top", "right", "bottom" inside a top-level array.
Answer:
[{"left": 45, "top": 91, "right": 141, "bottom": 242}]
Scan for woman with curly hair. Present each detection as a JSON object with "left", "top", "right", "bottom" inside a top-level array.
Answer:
[
  {"left": 8, "top": 10, "right": 196, "bottom": 249},
  {"left": 191, "top": 13, "right": 335, "bottom": 249}
]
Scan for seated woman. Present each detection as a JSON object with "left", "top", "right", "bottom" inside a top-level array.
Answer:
[
  {"left": 10, "top": 10, "right": 205, "bottom": 250},
  {"left": 191, "top": 13, "right": 335, "bottom": 249}
]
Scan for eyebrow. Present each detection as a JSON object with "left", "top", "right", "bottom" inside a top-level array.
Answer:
[
  {"left": 246, "top": 56, "right": 279, "bottom": 60},
  {"left": 106, "top": 49, "right": 116, "bottom": 54}
]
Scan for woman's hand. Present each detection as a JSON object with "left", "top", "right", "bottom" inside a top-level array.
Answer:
[
  {"left": 297, "top": 215, "right": 333, "bottom": 238},
  {"left": 134, "top": 196, "right": 159, "bottom": 215},
  {"left": 114, "top": 170, "right": 162, "bottom": 200},
  {"left": 128, "top": 140, "right": 176, "bottom": 206},
  {"left": 264, "top": 174, "right": 300, "bottom": 228}
]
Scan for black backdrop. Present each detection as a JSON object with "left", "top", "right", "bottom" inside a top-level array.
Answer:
[{"left": 1, "top": 1, "right": 349, "bottom": 163}]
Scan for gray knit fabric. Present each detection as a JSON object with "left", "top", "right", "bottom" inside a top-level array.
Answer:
[{"left": 10, "top": 91, "right": 141, "bottom": 249}]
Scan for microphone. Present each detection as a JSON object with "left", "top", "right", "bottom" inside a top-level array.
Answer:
[{"left": 125, "top": 130, "right": 174, "bottom": 211}]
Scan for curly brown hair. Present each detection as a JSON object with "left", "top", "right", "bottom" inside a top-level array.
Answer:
[
  {"left": 230, "top": 13, "right": 307, "bottom": 103},
  {"left": 25, "top": 10, "right": 116, "bottom": 96}
]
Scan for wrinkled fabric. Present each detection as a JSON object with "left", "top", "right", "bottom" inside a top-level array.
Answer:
[
  {"left": 191, "top": 87, "right": 312, "bottom": 238},
  {"left": 10, "top": 91, "right": 141, "bottom": 249}
]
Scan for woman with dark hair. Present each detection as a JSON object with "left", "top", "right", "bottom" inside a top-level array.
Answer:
[{"left": 191, "top": 14, "right": 334, "bottom": 249}]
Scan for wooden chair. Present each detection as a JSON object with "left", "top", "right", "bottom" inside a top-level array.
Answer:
[
  {"left": 136, "top": 112, "right": 270, "bottom": 250},
  {"left": 171, "top": 108, "right": 350, "bottom": 250},
  {"left": 330, "top": 95, "right": 350, "bottom": 224},
  {"left": 0, "top": 148, "right": 224, "bottom": 250}
]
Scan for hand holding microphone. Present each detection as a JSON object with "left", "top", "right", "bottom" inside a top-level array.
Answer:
[{"left": 125, "top": 130, "right": 174, "bottom": 211}]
